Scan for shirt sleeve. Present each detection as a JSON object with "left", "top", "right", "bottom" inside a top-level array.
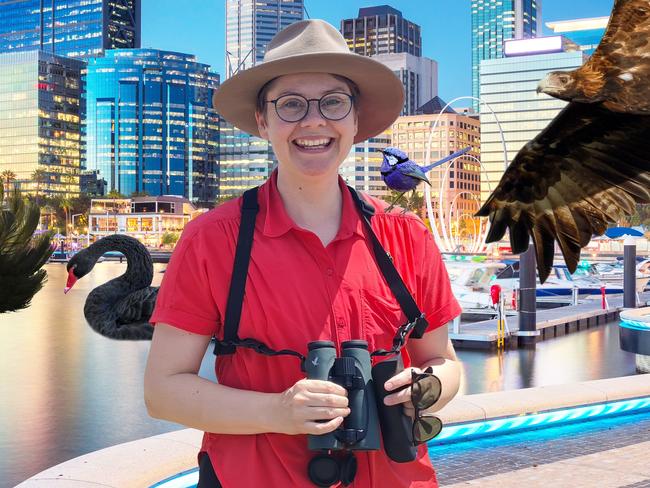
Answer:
[
  {"left": 149, "top": 225, "right": 221, "bottom": 336},
  {"left": 415, "top": 224, "right": 462, "bottom": 333}
]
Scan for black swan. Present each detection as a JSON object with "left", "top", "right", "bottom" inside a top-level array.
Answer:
[{"left": 65, "top": 234, "right": 157, "bottom": 339}]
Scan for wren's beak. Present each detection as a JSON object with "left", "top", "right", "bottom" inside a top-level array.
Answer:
[{"left": 64, "top": 266, "right": 78, "bottom": 294}]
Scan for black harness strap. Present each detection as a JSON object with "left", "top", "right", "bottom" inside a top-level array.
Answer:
[
  {"left": 213, "top": 187, "right": 259, "bottom": 355},
  {"left": 346, "top": 187, "right": 428, "bottom": 339},
  {"left": 213, "top": 185, "right": 428, "bottom": 357}
]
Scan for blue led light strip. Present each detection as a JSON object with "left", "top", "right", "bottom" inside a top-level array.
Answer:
[
  {"left": 149, "top": 467, "right": 198, "bottom": 488},
  {"left": 150, "top": 396, "right": 650, "bottom": 488},
  {"left": 620, "top": 319, "right": 650, "bottom": 331},
  {"left": 433, "top": 396, "right": 650, "bottom": 444}
]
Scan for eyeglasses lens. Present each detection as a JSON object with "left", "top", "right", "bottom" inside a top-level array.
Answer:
[
  {"left": 411, "top": 370, "right": 443, "bottom": 444},
  {"left": 274, "top": 93, "right": 352, "bottom": 122}
]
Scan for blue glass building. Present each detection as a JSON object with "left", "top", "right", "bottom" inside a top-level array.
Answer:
[
  {"left": 0, "top": 50, "right": 84, "bottom": 198},
  {"left": 84, "top": 50, "right": 219, "bottom": 206},
  {"left": 220, "top": 0, "right": 303, "bottom": 197},
  {"left": 0, "top": 0, "right": 140, "bottom": 59},
  {"left": 471, "top": 0, "right": 541, "bottom": 110}
]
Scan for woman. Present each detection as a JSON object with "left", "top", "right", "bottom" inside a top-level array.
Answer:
[{"left": 145, "top": 19, "right": 461, "bottom": 487}]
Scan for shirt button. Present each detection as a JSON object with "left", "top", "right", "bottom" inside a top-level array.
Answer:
[{"left": 326, "top": 268, "right": 334, "bottom": 276}]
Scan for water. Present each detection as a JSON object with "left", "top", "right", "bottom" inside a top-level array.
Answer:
[{"left": 0, "top": 263, "right": 641, "bottom": 487}]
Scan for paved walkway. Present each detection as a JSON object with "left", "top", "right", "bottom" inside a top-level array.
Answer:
[{"left": 430, "top": 410, "right": 650, "bottom": 487}]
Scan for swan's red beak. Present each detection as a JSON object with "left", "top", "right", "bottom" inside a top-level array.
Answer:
[{"left": 65, "top": 267, "right": 78, "bottom": 294}]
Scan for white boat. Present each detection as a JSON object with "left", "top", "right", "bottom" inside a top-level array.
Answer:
[
  {"left": 594, "top": 260, "right": 650, "bottom": 293},
  {"left": 444, "top": 260, "right": 514, "bottom": 320}
]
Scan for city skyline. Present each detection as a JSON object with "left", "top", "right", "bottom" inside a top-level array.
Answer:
[{"left": 142, "top": 0, "right": 614, "bottom": 104}]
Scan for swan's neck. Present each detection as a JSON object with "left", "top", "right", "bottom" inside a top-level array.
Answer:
[{"left": 88, "top": 235, "right": 154, "bottom": 299}]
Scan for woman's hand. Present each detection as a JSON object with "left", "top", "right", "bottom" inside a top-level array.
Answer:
[
  {"left": 272, "top": 379, "right": 350, "bottom": 435},
  {"left": 382, "top": 367, "right": 424, "bottom": 420}
]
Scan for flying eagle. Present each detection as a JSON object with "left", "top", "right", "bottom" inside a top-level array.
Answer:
[{"left": 476, "top": 0, "right": 650, "bottom": 282}]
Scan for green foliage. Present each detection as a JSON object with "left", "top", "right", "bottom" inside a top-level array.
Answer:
[
  {"left": 215, "top": 194, "right": 237, "bottom": 207},
  {"left": 161, "top": 231, "right": 180, "bottom": 246},
  {"left": 0, "top": 184, "right": 53, "bottom": 313},
  {"left": 379, "top": 190, "right": 426, "bottom": 214},
  {"left": 106, "top": 189, "right": 126, "bottom": 199},
  {"left": 626, "top": 204, "right": 650, "bottom": 228}
]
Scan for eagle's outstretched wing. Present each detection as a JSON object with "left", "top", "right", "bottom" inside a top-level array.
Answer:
[{"left": 476, "top": 102, "right": 650, "bottom": 282}]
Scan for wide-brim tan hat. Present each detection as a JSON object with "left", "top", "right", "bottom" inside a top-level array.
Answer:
[{"left": 212, "top": 19, "right": 405, "bottom": 144}]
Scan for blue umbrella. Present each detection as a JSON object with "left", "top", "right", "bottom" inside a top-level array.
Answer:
[{"left": 604, "top": 226, "right": 644, "bottom": 239}]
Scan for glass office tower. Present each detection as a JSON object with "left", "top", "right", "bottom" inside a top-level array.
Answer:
[
  {"left": 471, "top": 0, "right": 541, "bottom": 110},
  {"left": 85, "top": 49, "right": 219, "bottom": 206},
  {"left": 0, "top": 50, "right": 84, "bottom": 197},
  {"left": 479, "top": 37, "right": 584, "bottom": 202},
  {"left": 220, "top": 0, "right": 303, "bottom": 197},
  {"left": 0, "top": 0, "right": 140, "bottom": 59}
]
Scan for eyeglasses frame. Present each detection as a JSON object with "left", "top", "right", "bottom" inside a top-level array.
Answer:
[{"left": 264, "top": 91, "right": 355, "bottom": 123}]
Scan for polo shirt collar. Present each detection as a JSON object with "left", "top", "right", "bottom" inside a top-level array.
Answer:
[{"left": 262, "top": 169, "right": 365, "bottom": 240}]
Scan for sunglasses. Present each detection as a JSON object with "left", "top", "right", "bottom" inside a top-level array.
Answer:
[{"left": 410, "top": 367, "right": 443, "bottom": 444}]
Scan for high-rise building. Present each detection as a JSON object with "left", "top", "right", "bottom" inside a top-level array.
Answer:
[
  {"left": 391, "top": 100, "right": 481, "bottom": 227},
  {"left": 84, "top": 49, "right": 219, "bottom": 206},
  {"left": 0, "top": 0, "right": 141, "bottom": 59},
  {"left": 220, "top": 0, "right": 303, "bottom": 197},
  {"left": 471, "top": 0, "right": 542, "bottom": 110},
  {"left": 371, "top": 52, "right": 437, "bottom": 115},
  {"left": 339, "top": 130, "right": 392, "bottom": 200},
  {"left": 546, "top": 17, "right": 608, "bottom": 56},
  {"left": 0, "top": 50, "right": 84, "bottom": 198},
  {"left": 341, "top": 6, "right": 421, "bottom": 57},
  {"left": 479, "top": 36, "right": 585, "bottom": 202},
  {"left": 225, "top": 0, "right": 303, "bottom": 76}
]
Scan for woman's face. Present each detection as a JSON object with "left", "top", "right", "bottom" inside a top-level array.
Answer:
[{"left": 255, "top": 73, "right": 358, "bottom": 180}]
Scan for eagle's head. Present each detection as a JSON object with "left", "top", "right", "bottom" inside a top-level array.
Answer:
[{"left": 537, "top": 71, "right": 579, "bottom": 101}]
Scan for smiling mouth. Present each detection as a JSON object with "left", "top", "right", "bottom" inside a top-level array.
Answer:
[{"left": 293, "top": 138, "right": 333, "bottom": 150}]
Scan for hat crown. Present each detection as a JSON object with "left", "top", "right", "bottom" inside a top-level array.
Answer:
[{"left": 264, "top": 19, "right": 351, "bottom": 62}]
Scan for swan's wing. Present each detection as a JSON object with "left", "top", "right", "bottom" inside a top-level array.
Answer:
[{"left": 90, "top": 286, "right": 158, "bottom": 340}]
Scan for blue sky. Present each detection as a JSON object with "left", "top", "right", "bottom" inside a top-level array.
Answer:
[{"left": 142, "top": 0, "right": 614, "bottom": 103}]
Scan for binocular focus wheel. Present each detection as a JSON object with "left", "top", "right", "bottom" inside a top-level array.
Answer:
[{"left": 308, "top": 454, "right": 340, "bottom": 487}]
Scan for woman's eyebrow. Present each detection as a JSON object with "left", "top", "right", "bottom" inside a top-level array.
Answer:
[{"left": 274, "top": 85, "right": 350, "bottom": 98}]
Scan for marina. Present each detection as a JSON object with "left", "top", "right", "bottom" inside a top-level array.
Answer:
[{"left": 451, "top": 293, "right": 650, "bottom": 349}]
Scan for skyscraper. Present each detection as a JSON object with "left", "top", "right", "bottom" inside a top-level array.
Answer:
[
  {"left": 479, "top": 37, "right": 585, "bottom": 202},
  {"left": 0, "top": 0, "right": 141, "bottom": 59},
  {"left": 220, "top": 0, "right": 303, "bottom": 197},
  {"left": 225, "top": 0, "right": 303, "bottom": 76},
  {"left": 84, "top": 49, "right": 219, "bottom": 206},
  {"left": 341, "top": 6, "right": 421, "bottom": 57},
  {"left": 0, "top": 50, "right": 84, "bottom": 198},
  {"left": 370, "top": 52, "right": 438, "bottom": 115},
  {"left": 471, "top": 0, "right": 541, "bottom": 109}
]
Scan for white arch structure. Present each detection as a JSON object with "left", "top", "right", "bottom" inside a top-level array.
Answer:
[{"left": 422, "top": 96, "right": 508, "bottom": 253}]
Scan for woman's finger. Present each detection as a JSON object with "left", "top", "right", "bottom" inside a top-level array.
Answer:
[{"left": 383, "top": 385, "right": 412, "bottom": 406}]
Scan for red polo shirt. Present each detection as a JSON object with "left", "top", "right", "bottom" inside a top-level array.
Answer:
[{"left": 150, "top": 170, "right": 461, "bottom": 487}]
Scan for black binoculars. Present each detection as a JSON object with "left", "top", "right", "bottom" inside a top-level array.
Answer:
[{"left": 304, "top": 340, "right": 418, "bottom": 486}]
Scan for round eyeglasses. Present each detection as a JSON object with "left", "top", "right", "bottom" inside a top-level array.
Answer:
[{"left": 265, "top": 92, "right": 355, "bottom": 123}]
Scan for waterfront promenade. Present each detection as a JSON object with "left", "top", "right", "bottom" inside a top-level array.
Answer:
[{"left": 17, "top": 374, "right": 650, "bottom": 487}]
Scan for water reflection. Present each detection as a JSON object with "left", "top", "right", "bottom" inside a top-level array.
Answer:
[
  {"left": 456, "top": 321, "right": 637, "bottom": 395},
  {"left": 0, "top": 263, "right": 176, "bottom": 487},
  {"left": 0, "top": 263, "right": 640, "bottom": 486}
]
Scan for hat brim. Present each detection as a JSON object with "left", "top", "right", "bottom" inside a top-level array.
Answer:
[{"left": 212, "top": 52, "right": 404, "bottom": 144}]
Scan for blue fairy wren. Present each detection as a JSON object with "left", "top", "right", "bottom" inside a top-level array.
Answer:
[{"left": 379, "top": 146, "right": 472, "bottom": 212}]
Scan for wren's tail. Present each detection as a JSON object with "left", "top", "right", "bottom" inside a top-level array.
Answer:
[{"left": 421, "top": 146, "right": 472, "bottom": 173}]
